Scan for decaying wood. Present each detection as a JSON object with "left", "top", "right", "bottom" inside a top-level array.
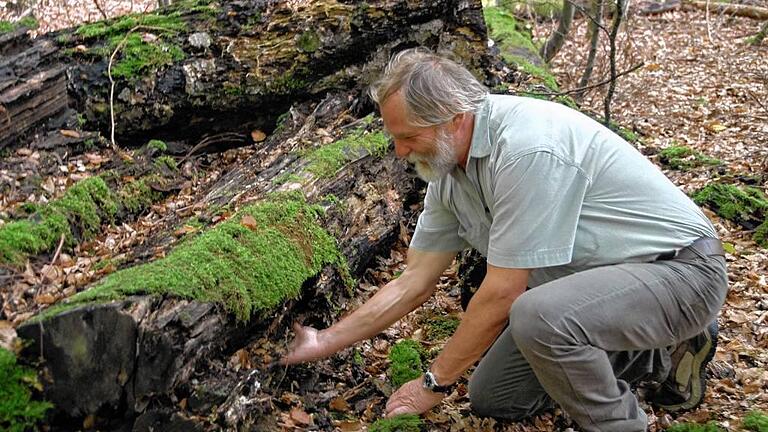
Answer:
[
  {"left": 12, "top": 1, "right": 494, "bottom": 429},
  {"left": 682, "top": 0, "right": 768, "bottom": 19}
]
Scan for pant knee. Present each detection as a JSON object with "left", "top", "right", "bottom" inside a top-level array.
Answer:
[{"left": 509, "top": 292, "right": 555, "bottom": 351}]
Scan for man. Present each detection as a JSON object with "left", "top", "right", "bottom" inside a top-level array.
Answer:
[{"left": 280, "top": 48, "right": 728, "bottom": 432}]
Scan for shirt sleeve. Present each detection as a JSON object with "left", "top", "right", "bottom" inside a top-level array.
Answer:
[
  {"left": 487, "top": 151, "right": 590, "bottom": 269},
  {"left": 410, "top": 182, "right": 469, "bottom": 252}
]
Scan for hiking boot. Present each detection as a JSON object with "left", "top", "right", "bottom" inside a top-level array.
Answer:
[{"left": 651, "top": 320, "right": 718, "bottom": 412}]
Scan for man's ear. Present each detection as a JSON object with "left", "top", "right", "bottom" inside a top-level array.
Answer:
[{"left": 450, "top": 113, "right": 464, "bottom": 129}]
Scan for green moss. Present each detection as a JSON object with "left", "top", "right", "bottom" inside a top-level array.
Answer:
[
  {"left": 369, "top": 414, "right": 422, "bottom": 432},
  {"left": 659, "top": 145, "right": 721, "bottom": 170},
  {"left": 0, "top": 17, "right": 38, "bottom": 34},
  {"left": 118, "top": 178, "right": 162, "bottom": 214},
  {"left": 425, "top": 315, "right": 460, "bottom": 341},
  {"left": 754, "top": 220, "right": 768, "bottom": 248},
  {"left": 692, "top": 183, "right": 767, "bottom": 223},
  {"left": 109, "top": 33, "right": 185, "bottom": 79},
  {"left": 0, "top": 348, "right": 53, "bottom": 432},
  {"left": 667, "top": 422, "right": 724, "bottom": 432},
  {"left": 272, "top": 172, "right": 303, "bottom": 186},
  {"left": 484, "top": 8, "right": 537, "bottom": 53},
  {"left": 306, "top": 129, "right": 390, "bottom": 178},
  {"left": 147, "top": 139, "right": 167, "bottom": 152},
  {"left": 514, "top": 57, "right": 559, "bottom": 91},
  {"left": 297, "top": 30, "right": 320, "bottom": 52},
  {"left": 744, "top": 411, "right": 768, "bottom": 432},
  {"left": 154, "top": 155, "right": 178, "bottom": 171},
  {"left": 556, "top": 95, "right": 578, "bottom": 109},
  {"left": 0, "top": 177, "right": 119, "bottom": 265},
  {"left": 389, "top": 340, "right": 423, "bottom": 387},
  {"left": 76, "top": 12, "right": 186, "bottom": 80},
  {"left": 223, "top": 82, "right": 244, "bottom": 96},
  {"left": 42, "top": 193, "right": 350, "bottom": 322}
]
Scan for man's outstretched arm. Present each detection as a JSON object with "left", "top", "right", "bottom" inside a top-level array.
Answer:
[{"left": 280, "top": 248, "right": 457, "bottom": 365}]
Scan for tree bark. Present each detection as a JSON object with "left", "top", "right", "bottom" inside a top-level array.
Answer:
[
  {"left": 540, "top": 0, "right": 576, "bottom": 62},
  {"left": 1, "top": 0, "right": 491, "bottom": 150},
  {"left": 12, "top": 1, "right": 493, "bottom": 430}
]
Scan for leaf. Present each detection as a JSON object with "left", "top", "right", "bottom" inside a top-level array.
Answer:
[
  {"left": 705, "top": 122, "right": 727, "bottom": 133},
  {"left": 240, "top": 215, "right": 258, "bottom": 231},
  {"left": 251, "top": 130, "right": 267, "bottom": 142},
  {"left": 35, "top": 293, "right": 57, "bottom": 305},
  {"left": 289, "top": 407, "right": 313, "bottom": 426},
  {"left": 59, "top": 129, "right": 81, "bottom": 138},
  {"left": 337, "top": 419, "right": 364, "bottom": 431},
  {"left": 329, "top": 396, "right": 351, "bottom": 412}
]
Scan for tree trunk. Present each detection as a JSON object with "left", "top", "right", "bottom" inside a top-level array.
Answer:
[
  {"left": 540, "top": 0, "right": 575, "bottom": 62},
  {"left": 11, "top": 1, "right": 494, "bottom": 430}
]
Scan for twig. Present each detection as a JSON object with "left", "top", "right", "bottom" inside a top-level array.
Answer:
[
  {"left": 747, "top": 90, "right": 768, "bottom": 115},
  {"left": 603, "top": 0, "right": 625, "bottom": 126},
  {"left": 91, "top": 0, "right": 109, "bottom": 20},
  {"left": 523, "top": 63, "right": 644, "bottom": 97},
  {"left": 34, "top": 233, "right": 65, "bottom": 298}
]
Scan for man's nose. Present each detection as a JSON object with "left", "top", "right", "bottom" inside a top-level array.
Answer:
[{"left": 394, "top": 140, "right": 411, "bottom": 158}]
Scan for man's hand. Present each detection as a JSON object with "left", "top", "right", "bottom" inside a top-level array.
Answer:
[
  {"left": 385, "top": 376, "right": 445, "bottom": 417},
  {"left": 280, "top": 323, "right": 335, "bottom": 365}
]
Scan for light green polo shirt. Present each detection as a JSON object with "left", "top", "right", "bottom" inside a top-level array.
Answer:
[{"left": 410, "top": 95, "right": 717, "bottom": 287}]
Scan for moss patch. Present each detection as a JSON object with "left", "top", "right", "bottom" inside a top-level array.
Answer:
[
  {"left": 692, "top": 183, "right": 768, "bottom": 248},
  {"left": 424, "top": 315, "right": 460, "bottom": 341},
  {"left": 76, "top": 12, "right": 186, "bottom": 80},
  {"left": 0, "top": 17, "right": 38, "bottom": 34},
  {"left": 147, "top": 139, "right": 168, "bottom": 153},
  {"left": 659, "top": 145, "right": 721, "bottom": 170},
  {"left": 369, "top": 414, "right": 422, "bottom": 432},
  {"left": 0, "top": 177, "right": 118, "bottom": 265},
  {"left": 297, "top": 30, "right": 320, "bottom": 52},
  {"left": 744, "top": 410, "right": 768, "bottom": 432},
  {"left": 0, "top": 348, "right": 53, "bottom": 432},
  {"left": 483, "top": 8, "right": 537, "bottom": 53},
  {"left": 305, "top": 129, "right": 389, "bottom": 178},
  {"left": 667, "top": 422, "right": 724, "bottom": 432},
  {"left": 42, "top": 193, "right": 350, "bottom": 322},
  {"left": 388, "top": 339, "right": 423, "bottom": 387}
]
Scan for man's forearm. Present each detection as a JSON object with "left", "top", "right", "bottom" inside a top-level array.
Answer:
[
  {"left": 430, "top": 268, "right": 528, "bottom": 385},
  {"left": 320, "top": 273, "right": 434, "bottom": 353}
]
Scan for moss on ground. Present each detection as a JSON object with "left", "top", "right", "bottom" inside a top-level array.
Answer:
[
  {"left": 692, "top": 183, "right": 768, "bottom": 248},
  {"left": 659, "top": 145, "right": 722, "bottom": 170},
  {"left": 667, "top": 422, "right": 724, "bottom": 432},
  {"left": 40, "top": 192, "right": 350, "bottom": 322},
  {"left": 147, "top": 139, "right": 168, "bottom": 153},
  {"left": 118, "top": 177, "right": 162, "bottom": 214},
  {"left": 425, "top": 315, "right": 460, "bottom": 341},
  {"left": 75, "top": 12, "right": 186, "bottom": 80},
  {"left": 744, "top": 410, "right": 768, "bottom": 432},
  {"left": 154, "top": 155, "right": 178, "bottom": 171},
  {"left": 306, "top": 128, "right": 389, "bottom": 178},
  {"left": 0, "top": 348, "right": 53, "bottom": 432},
  {"left": 388, "top": 339, "right": 423, "bottom": 387},
  {"left": 369, "top": 414, "right": 422, "bottom": 432}
]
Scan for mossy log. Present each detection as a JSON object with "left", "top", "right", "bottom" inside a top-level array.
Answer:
[
  {"left": 12, "top": 1, "right": 494, "bottom": 429},
  {"left": 1, "top": 0, "right": 491, "bottom": 150}
]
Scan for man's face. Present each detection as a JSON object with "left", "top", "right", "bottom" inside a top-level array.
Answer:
[{"left": 381, "top": 91, "right": 458, "bottom": 182}]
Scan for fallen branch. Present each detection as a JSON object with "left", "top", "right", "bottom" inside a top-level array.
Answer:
[
  {"left": 522, "top": 62, "right": 644, "bottom": 97},
  {"left": 682, "top": 0, "right": 768, "bottom": 19}
]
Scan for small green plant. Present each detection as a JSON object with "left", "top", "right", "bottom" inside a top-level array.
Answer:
[
  {"left": 666, "top": 422, "right": 724, "bottom": 432},
  {"left": 147, "top": 139, "right": 167, "bottom": 152},
  {"left": 388, "top": 339, "right": 423, "bottom": 387},
  {"left": 424, "top": 315, "right": 460, "bottom": 341},
  {"left": 744, "top": 410, "right": 768, "bottom": 431},
  {"left": 154, "top": 155, "right": 178, "bottom": 171},
  {"left": 76, "top": 113, "right": 87, "bottom": 128},
  {"left": 369, "top": 414, "right": 422, "bottom": 432},
  {"left": 0, "top": 348, "right": 53, "bottom": 432},
  {"left": 296, "top": 30, "right": 320, "bottom": 52},
  {"left": 658, "top": 145, "right": 721, "bottom": 170},
  {"left": 272, "top": 172, "right": 303, "bottom": 186}
]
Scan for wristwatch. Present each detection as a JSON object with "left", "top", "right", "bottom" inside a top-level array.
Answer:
[{"left": 423, "top": 370, "right": 454, "bottom": 394}]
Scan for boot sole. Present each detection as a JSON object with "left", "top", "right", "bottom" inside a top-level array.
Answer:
[{"left": 656, "top": 321, "right": 718, "bottom": 412}]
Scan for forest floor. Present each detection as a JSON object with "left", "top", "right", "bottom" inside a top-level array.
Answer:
[{"left": 0, "top": 1, "right": 766, "bottom": 431}]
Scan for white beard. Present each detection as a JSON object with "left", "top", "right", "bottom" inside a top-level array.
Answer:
[{"left": 408, "top": 127, "right": 458, "bottom": 182}]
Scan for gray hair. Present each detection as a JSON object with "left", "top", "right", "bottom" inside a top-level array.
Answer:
[{"left": 369, "top": 48, "right": 488, "bottom": 128}]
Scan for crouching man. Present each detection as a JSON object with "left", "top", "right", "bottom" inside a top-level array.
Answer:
[{"left": 280, "top": 48, "right": 727, "bottom": 432}]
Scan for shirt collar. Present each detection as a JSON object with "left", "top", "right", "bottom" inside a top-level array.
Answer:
[{"left": 468, "top": 95, "right": 492, "bottom": 159}]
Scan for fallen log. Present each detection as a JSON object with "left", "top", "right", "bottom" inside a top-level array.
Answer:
[
  {"left": 13, "top": 1, "right": 494, "bottom": 429},
  {"left": 682, "top": 0, "right": 768, "bottom": 20}
]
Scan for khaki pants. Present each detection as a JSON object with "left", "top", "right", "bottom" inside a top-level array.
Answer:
[{"left": 468, "top": 246, "right": 728, "bottom": 432}]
